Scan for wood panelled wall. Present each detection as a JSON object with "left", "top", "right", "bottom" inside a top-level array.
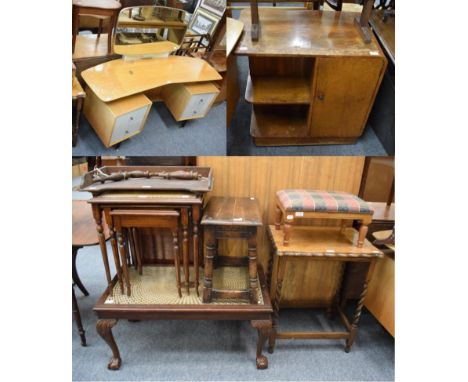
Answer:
[{"left": 197, "top": 156, "right": 366, "bottom": 305}]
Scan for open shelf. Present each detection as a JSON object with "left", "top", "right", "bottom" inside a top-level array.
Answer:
[
  {"left": 250, "top": 105, "right": 309, "bottom": 145},
  {"left": 245, "top": 75, "right": 311, "bottom": 105}
]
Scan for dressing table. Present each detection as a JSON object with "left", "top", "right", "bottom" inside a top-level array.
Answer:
[{"left": 81, "top": 6, "right": 222, "bottom": 148}]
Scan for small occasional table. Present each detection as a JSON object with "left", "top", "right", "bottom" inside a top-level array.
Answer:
[
  {"left": 72, "top": 200, "right": 109, "bottom": 345},
  {"left": 201, "top": 196, "right": 262, "bottom": 304},
  {"left": 267, "top": 225, "right": 383, "bottom": 353}
]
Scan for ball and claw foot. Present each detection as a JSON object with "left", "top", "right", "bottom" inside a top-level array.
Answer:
[
  {"left": 256, "top": 355, "right": 268, "bottom": 369},
  {"left": 107, "top": 357, "right": 121, "bottom": 370}
]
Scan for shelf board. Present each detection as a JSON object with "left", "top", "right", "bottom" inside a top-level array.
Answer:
[
  {"left": 245, "top": 75, "right": 311, "bottom": 105},
  {"left": 250, "top": 105, "right": 357, "bottom": 146}
]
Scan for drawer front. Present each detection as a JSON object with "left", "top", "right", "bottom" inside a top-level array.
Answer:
[
  {"left": 110, "top": 106, "right": 149, "bottom": 145},
  {"left": 180, "top": 93, "right": 217, "bottom": 120}
]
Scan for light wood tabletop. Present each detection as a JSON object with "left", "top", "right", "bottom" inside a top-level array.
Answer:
[
  {"left": 82, "top": 56, "right": 222, "bottom": 101},
  {"left": 114, "top": 41, "right": 180, "bottom": 56}
]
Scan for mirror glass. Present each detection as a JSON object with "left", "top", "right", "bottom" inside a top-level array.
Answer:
[{"left": 114, "top": 6, "right": 189, "bottom": 57}]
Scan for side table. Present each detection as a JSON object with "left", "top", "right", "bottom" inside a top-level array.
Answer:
[
  {"left": 267, "top": 225, "right": 382, "bottom": 353},
  {"left": 72, "top": 200, "right": 109, "bottom": 345},
  {"left": 201, "top": 196, "right": 262, "bottom": 304}
]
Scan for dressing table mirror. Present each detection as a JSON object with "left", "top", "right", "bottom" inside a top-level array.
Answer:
[{"left": 114, "top": 6, "right": 189, "bottom": 59}]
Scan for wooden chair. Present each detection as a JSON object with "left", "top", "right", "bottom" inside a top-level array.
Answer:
[{"left": 72, "top": 0, "right": 122, "bottom": 55}]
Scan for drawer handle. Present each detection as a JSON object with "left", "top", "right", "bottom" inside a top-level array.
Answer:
[
  {"left": 199, "top": 99, "right": 204, "bottom": 103},
  {"left": 125, "top": 130, "right": 129, "bottom": 135},
  {"left": 130, "top": 117, "right": 134, "bottom": 121}
]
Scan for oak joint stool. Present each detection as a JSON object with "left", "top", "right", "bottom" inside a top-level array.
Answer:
[
  {"left": 201, "top": 197, "right": 262, "bottom": 304},
  {"left": 275, "top": 189, "right": 373, "bottom": 247}
]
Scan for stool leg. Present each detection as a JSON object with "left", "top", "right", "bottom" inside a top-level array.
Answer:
[
  {"left": 248, "top": 234, "right": 259, "bottom": 304},
  {"left": 283, "top": 217, "right": 293, "bottom": 246},
  {"left": 203, "top": 229, "right": 215, "bottom": 303},
  {"left": 98, "top": 18, "right": 103, "bottom": 38},
  {"left": 274, "top": 205, "right": 282, "bottom": 230},
  {"left": 117, "top": 230, "right": 131, "bottom": 297},
  {"left": 72, "top": 286, "right": 86, "bottom": 346},
  {"left": 357, "top": 223, "right": 368, "bottom": 248},
  {"left": 107, "top": 12, "right": 116, "bottom": 54}
]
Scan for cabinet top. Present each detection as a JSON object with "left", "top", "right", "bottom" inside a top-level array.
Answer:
[{"left": 236, "top": 9, "right": 384, "bottom": 58}]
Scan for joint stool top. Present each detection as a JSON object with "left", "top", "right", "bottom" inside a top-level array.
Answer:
[
  {"left": 73, "top": 0, "right": 122, "bottom": 10},
  {"left": 201, "top": 196, "right": 262, "bottom": 226},
  {"left": 276, "top": 189, "right": 372, "bottom": 215}
]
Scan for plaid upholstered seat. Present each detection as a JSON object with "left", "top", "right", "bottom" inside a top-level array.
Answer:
[{"left": 276, "top": 189, "right": 372, "bottom": 214}]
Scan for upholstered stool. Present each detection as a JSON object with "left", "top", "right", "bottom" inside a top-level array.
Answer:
[
  {"left": 72, "top": 0, "right": 122, "bottom": 55},
  {"left": 275, "top": 189, "right": 373, "bottom": 247},
  {"left": 109, "top": 209, "right": 183, "bottom": 297}
]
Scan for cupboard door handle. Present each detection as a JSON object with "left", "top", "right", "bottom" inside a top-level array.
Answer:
[{"left": 318, "top": 93, "right": 325, "bottom": 101}]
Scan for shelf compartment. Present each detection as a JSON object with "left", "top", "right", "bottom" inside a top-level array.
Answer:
[{"left": 245, "top": 75, "right": 311, "bottom": 105}]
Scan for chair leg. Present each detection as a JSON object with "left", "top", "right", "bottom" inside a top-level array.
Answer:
[{"left": 98, "top": 18, "right": 103, "bottom": 38}]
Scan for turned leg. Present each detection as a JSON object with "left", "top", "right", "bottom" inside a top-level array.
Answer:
[
  {"left": 72, "top": 246, "right": 89, "bottom": 296},
  {"left": 357, "top": 223, "right": 368, "bottom": 248},
  {"left": 251, "top": 320, "right": 272, "bottom": 369},
  {"left": 269, "top": 257, "right": 285, "bottom": 354},
  {"left": 131, "top": 228, "right": 143, "bottom": 275},
  {"left": 92, "top": 205, "right": 113, "bottom": 294},
  {"left": 283, "top": 217, "right": 293, "bottom": 246},
  {"left": 345, "top": 261, "right": 376, "bottom": 352},
  {"left": 181, "top": 208, "right": 190, "bottom": 295},
  {"left": 172, "top": 229, "right": 182, "bottom": 298},
  {"left": 117, "top": 230, "right": 131, "bottom": 297},
  {"left": 274, "top": 205, "right": 282, "bottom": 230},
  {"left": 203, "top": 229, "right": 215, "bottom": 303},
  {"left": 248, "top": 234, "right": 259, "bottom": 304},
  {"left": 192, "top": 205, "right": 200, "bottom": 296},
  {"left": 72, "top": 286, "right": 86, "bottom": 346},
  {"left": 109, "top": 226, "right": 125, "bottom": 294},
  {"left": 96, "top": 319, "right": 121, "bottom": 370}
]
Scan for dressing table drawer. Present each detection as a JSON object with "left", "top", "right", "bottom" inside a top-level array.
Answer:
[
  {"left": 83, "top": 88, "right": 152, "bottom": 148},
  {"left": 162, "top": 82, "right": 219, "bottom": 122}
]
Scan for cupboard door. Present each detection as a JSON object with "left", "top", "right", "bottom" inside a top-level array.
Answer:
[{"left": 308, "top": 57, "right": 386, "bottom": 138}]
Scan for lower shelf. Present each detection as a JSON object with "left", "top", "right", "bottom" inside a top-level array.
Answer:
[{"left": 250, "top": 105, "right": 358, "bottom": 146}]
